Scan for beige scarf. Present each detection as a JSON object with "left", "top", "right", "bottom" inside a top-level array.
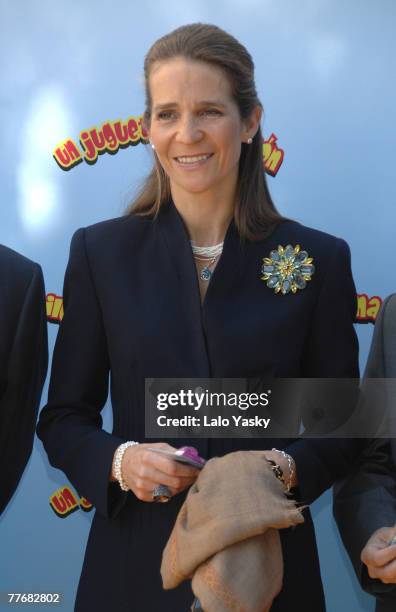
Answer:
[{"left": 161, "top": 451, "right": 305, "bottom": 612}]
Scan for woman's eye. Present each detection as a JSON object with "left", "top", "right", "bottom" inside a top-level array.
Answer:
[
  {"left": 156, "top": 109, "right": 221, "bottom": 121},
  {"left": 201, "top": 109, "right": 221, "bottom": 116},
  {"left": 157, "top": 111, "right": 176, "bottom": 120}
]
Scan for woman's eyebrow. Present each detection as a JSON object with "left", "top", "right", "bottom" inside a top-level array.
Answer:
[
  {"left": 197, "top": 100, "right": 226, "bottom": 107},
  {"left": 153, "top": 100, "right": 227, "bottom": 111}
]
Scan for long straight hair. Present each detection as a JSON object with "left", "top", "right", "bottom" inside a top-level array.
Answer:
[{"left": 126, "top": 23, "right": 285, "bottom": 241}]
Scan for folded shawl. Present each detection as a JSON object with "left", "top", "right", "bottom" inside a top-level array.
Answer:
[{"left": 161, "top": 451, "right": 305, "bottom": 612}]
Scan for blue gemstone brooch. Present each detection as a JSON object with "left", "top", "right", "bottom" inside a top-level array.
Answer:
[{"left": 261, "top": 244, "right": 315, "bottom": 294}]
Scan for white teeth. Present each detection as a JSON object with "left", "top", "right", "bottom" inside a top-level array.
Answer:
[{"left": 175, "top": 154, "right": 211, "bottom": 164}]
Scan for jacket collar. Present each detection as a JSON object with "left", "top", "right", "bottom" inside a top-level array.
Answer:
[{"left": 156, "top": 198, "right": 247, "bottom": 310}]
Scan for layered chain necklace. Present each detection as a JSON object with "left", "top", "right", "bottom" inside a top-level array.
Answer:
[{"left": 190, "top": 241, "right": 224, "bottom": 281}]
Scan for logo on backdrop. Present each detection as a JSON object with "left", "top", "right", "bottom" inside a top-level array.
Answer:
[
  {"left": 262, "top": 134, "right": 283, "bottom": 176},
  {"left": 53, "top": 114, "right": 149, "bottom": 169},
  {"left": 46, "top": 293, "right": 64, "bottom": 323},
  {"left": 46, "top": 293, "right": 383, "bottom": 325},
  {"left": 52, "top": 114, "right": 285, "bottom": 176},
  {"left": 49, "top": 486, "right": 92, "bottom": 518},
  {"left": 356, "top": 294, "right": 383, "bottom": 323}
]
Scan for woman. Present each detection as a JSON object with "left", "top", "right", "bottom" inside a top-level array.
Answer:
[{"left": 37, "top": 23, "right": 362, "bottom": 611}]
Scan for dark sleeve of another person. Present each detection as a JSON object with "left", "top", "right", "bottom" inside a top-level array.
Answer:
[
  {"left": 0, "top": 253, "right": 48, "bottom": 515},
  {"left": 333, "top": 295, "right": 396, "bottom": 599}
]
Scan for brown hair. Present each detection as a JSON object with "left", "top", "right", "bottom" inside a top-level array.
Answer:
[{"left": 126, "top": 22, "right": 285, "bottom": 240}]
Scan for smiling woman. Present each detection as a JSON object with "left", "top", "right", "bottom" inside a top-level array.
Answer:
[
  {"left": 149, "top": 58, "right": 254, "bottom": 205},
  {"left": 37, "top": 22, "right": 363, "bottom": 612},
  {"left": 128, "top": 22, "right": 282, "bottom": 246},
  {"left": 128, "top": 22, "right": 283, "bottom": 303}
]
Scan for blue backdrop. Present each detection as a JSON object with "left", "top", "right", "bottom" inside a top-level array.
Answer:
[{"left": 1, "top": 2, "right": 396, "bottom": 610}]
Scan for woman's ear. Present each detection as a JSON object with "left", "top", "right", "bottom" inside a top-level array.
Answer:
[
  {"left": 243, "top": 105, "right": 262, "bottom": 142},
  {"left": 145, "top": 125, "right": 155, "bottom": 150},
  {"left": 142, "top": 115, "right": 151, "bottom": 142}
]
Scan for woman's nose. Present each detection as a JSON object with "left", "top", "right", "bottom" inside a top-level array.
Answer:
[{"left": 176, "top": 115, "right": 203, "bottom": 143}]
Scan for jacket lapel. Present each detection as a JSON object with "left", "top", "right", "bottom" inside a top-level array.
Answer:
[
  {"left": 156, "top": 200, "right": 211, "bottom": 377},
  {"left": 157, "top": 200, "right": 249, "bottom": 376}
]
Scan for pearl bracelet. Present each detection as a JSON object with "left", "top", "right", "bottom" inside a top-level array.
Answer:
[
  {"left": 113, "top": 441, "right": 139, "bottom": 491},
  {"left": 271, "top": 448, "right": 295, "bottom": 494}
]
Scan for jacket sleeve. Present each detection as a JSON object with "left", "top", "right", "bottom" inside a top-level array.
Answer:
[
  {"left": 0, "top": 263, "right": 48, "bottom": 515},
  {"left": 36, "top": 228, "right": 128, "bottom": 519},
  {"left": 285, "top": 238, "right": 364, "bottom": 504},
  {"left": 333, "top": 439, "right": 396, "bottom": 597},
  {"left": 333, "top": 295, "right": 396, "bottom": 597}
]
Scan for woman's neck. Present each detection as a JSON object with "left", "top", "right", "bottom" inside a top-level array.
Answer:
[{"left": 170, "top": 186, "right": 235, "bottom": 246}]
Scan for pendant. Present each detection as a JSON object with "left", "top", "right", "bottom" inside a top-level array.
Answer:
[{"left": 200, "top": 267, "right": 212, "bottom": 281}]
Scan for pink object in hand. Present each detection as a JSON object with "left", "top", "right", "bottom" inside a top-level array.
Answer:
[{"left": 176, "top": 446, "right": 206, "bottom": 466}]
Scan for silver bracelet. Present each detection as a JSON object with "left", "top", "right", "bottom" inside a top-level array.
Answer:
[
  {"left": 113, "top": 441, "right": 139, "bottom": 491},
  {"left": 271, "top": 448, "right": 295, "bottom": 493}
]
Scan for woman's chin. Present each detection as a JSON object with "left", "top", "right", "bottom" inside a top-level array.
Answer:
[{"left": 170, "top": 176, "right": 223, "bottom": 196}]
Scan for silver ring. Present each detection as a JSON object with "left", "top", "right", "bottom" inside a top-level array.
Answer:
[{"left": 152, "top": 484, "right": 172, "bottom": 503}]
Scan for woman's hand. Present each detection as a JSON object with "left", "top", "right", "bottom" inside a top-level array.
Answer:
[{"left": 112, "top": 442, "right": 200, "bottom": 502}]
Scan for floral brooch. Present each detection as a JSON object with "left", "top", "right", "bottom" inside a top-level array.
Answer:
[{"left": 261, "top": 244, "right": 315, "bottom": 294}]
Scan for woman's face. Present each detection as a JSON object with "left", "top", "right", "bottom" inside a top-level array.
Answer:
[{"left": 147, "top": 57, "right": 258, "bottom": 199}]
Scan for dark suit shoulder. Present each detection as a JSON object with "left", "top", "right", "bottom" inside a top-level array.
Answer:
[
  {"left": 77, "top": 214, "right": 153, "bottom": 257},
  {"left": 0, "top": 244, "right": 41, "bottom": 277},
  {"left": 0, "top": 246, "right": 46, "bottom": 385},
  {"left": 274, "top": 219, "right": 348, "bottom": 252},
  {"left": 0, "top": 245, "right": 43, "bottom": 300},
  {"left": 262, "top": 220, "right": 351, "bottom": 285},
  {"left": 83, "top": 214, "right": 152, "bottom": 241},
  {"left": 383, "top": 293, "right": 396, "bottom": 315}
]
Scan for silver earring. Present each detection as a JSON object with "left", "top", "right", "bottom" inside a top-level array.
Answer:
[
  {"left": 150, "top": 142, "right": 155, "bottom": 150},
  {"left": 247, "top": 137, "right": 253, "bottom": 144}
]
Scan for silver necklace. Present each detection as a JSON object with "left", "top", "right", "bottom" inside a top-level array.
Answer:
[
  {"left": 190, "top": 241, "right": 224, "bottom": 258},
  {"left": 191, "top": 241, "right": 224, "bottom": 282},
  {"left": 194, "top": 254, "right": 219, "bottom": 281}
]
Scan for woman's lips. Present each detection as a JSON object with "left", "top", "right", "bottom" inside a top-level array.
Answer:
[{"left": 173, "top": 153, "right": 214, "bottom": 169}]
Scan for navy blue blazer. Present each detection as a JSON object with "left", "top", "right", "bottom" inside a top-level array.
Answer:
[
  {"left": 0, "top": 245, "right": 48, "bottom": 515},
  {"left": 37, "top": 201, "right": 362, "bottom": 611}
]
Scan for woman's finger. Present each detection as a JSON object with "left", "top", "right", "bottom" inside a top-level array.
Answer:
[
  {"left": 129, "top": 473, "right": 195, "bottom": 502},
  {"left": 130, "top": 464, "right": 196, "bottom": 491},
  {"left": 141, "top": 448, "right": 201, "bottom": 478}
]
